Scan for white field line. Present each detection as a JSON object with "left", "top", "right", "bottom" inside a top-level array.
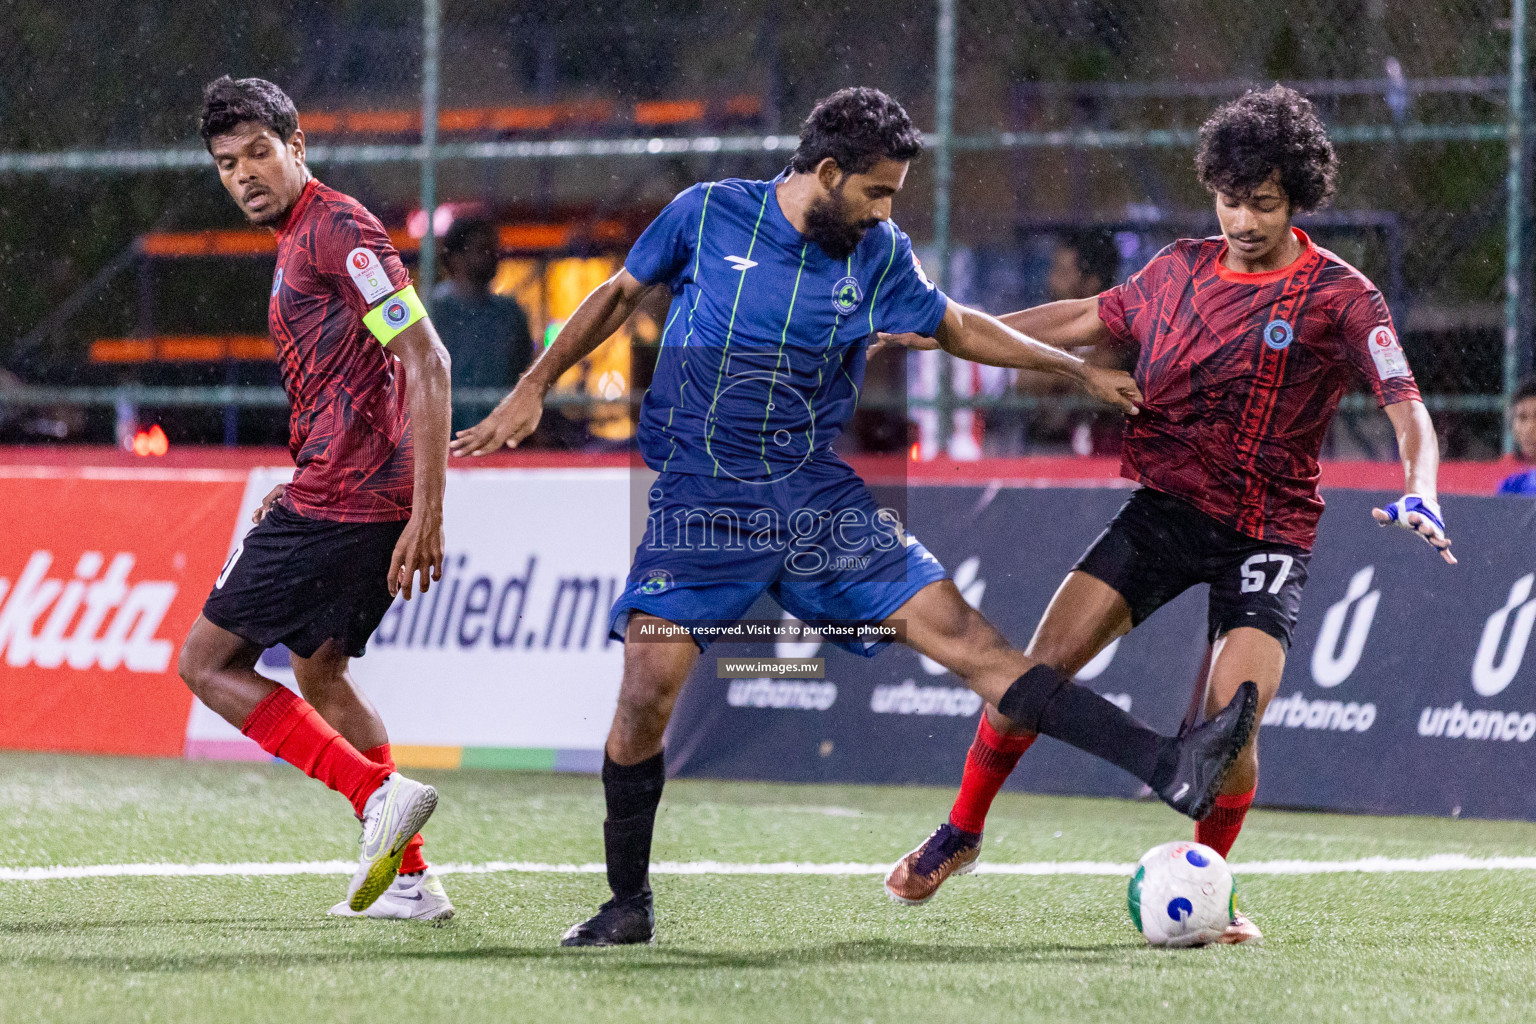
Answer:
[{"left": 4, "top": 854, "right": 1536, "bottom": 883}]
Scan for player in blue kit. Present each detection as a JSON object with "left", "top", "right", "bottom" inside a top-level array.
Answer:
[{"left": 453, "top": 88, "right": 1260, "bottom": 946}]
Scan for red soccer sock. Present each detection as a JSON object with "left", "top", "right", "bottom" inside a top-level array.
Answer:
[
  {"left": 948, "top": 715, "right": 1037, "bottom": 834},
  {"left": 242, "top": 688, "right": 392, "bottom": 818},
  {"left": 1196, "top": 787, "right": 1256, "bottom": 859},
  {"left": 365, "top": 743, "right": 429, "bottom": 874}
]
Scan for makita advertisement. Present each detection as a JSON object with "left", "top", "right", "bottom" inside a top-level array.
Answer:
[
  {"left": 0, "top": 469, "right": 246, "bottom": 756},
  {"left": 666, "top": 487, "right": 1536, "bottom": 822},
  {"left": 1, "top": 464, "right": 633, "bottom": 761}
]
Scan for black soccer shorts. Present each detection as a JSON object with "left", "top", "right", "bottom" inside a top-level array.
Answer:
[
  {"left": 1074, "top": 487, "right": 1311, "bottom": 649},
  {"left": 202, "top": 503, "right": 407, "bottom": 659}
]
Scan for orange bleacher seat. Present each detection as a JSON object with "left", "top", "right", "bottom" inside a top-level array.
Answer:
[
  {"left": 90, "top": 336, "right": 274, "bottom": 364},
  {"left": 633, "top": 99, "right": 707, "bottom": 126},
  {"left": 142, "top": 220, "right": 632, "bottom": 260}
]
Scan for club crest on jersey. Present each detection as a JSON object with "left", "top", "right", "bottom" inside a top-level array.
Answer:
[
  {"left": 832, "top": 276, "right": 863, "bottom": 316},
  {"left": 382, "top": 296, "right": 411, "bottom": 328},
  {"left": 346, "top": 247, "right": 392, "bottom": 304},
  {"left": 271, "top": 268, "right": 284, "bottom": 296},
  {"left": 1262, "top": 318, "right": 1294, "bottom": 351}
]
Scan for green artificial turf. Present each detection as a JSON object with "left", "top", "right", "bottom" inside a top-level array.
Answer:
[{"left": 2, "top": 752, "right": 1535, "bottom": 1024}]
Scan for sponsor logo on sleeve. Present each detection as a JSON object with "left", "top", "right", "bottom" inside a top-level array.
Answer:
[
  {"left": 912, "top": 251, "right": 934, "bottom": 289},
  {"left": 1367, "top": 324, "right": 1412, "bottom": 380},
  {"left": 346, "top": 247, "right": 393, "bottom": 304},
  {"left": 271, "top": 268, "right": 284, "bottom": 297}
]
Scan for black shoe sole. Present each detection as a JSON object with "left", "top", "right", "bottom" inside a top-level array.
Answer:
[
  {"left": 1183, "top": 682, "right": 1258, "bottom": 822},
  {"left": 560, "top": 933, "right": 655, "bottom": 947}
]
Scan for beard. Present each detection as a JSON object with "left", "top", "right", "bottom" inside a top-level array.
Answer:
[{"left": 804, "top": 186, "right": 878, "bottom": 261}]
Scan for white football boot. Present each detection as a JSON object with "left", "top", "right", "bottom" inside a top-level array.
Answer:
[
  {"left": 347, "top": 772, "right": 438, "bottom": 912},
  {"left": 330, "top": 871, "right": 455, "bottom": 924}
]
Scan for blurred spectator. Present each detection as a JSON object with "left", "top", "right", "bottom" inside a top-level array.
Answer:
[
  {"left": 1498, "top": 377, "right": 1536, "bottom": 494},
  {"left": 0, "top": 367, "right": 85, "bottom": 443},
  {"left": 1017, "top": 229, "right": 1127, "bottom": 455},
  {"left": 432, "top": 216, "right": 536, "bottom": 434},
  {"left": 1046, "top": 229, "right": 1120, "bottom": 305}
]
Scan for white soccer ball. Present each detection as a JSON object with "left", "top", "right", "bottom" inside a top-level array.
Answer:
[{"left": 1127, "top": 841, "right": 1234, "bottom": 947}]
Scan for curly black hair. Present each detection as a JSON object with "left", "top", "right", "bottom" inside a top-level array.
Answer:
[
  {"left": 199, "top": 76, "right": 299, "bottom": 150},
  {"left": 791, "top": 87, "right": 924, "bottom": 176},
  {"left": 1195, "top": 85, "right": 1337, "bottom": 213}
]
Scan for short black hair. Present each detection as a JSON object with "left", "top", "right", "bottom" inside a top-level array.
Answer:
[
  {"left": 1058, "top": 229, "right": 1120, "bottom": 289},
  {"left": 790, "top": 87, "right": 923, "bottom": 176},
  {"left": 1513, "top": 376, "right": 1536, "bottom": 408},
  {"left": 1195, "top": 85, "right": 1338, "bottom": 213},
  {"left": 199, "top": 76, "right": 299, "bottom": 150},
  {"left": 442, "top": 214, "right": 496, "bottom": 260}
]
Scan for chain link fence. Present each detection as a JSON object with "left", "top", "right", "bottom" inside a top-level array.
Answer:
[{"left": 0, "top": 0, "right": 1525, "bottom": 456}]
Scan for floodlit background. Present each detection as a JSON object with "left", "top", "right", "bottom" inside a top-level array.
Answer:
[
  {"left": 1, "top": 0, "right": 1527, "bottom": 458},
  {"left": 6, "top": 10, "right": 1536, "bottom": 1022}
]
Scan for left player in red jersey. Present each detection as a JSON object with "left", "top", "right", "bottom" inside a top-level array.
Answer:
[
  {"left": 884, "top": 86, "right": 1455, "bottom": 942},
  {"left": 176, "top": 77, "right": 455, "bottom": 922}
]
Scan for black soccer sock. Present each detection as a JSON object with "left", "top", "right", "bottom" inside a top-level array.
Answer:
[
  {"left": 601, "top": 750, "right": 666, "bottom": 901},
  {"left": 996, "top": 665, "right": 1179, "bottom": 790}
]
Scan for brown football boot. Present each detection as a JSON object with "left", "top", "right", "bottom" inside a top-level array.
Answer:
[
  {"left": 1216, "top": 910, "right": 1263, "bottom": 945},
  {"left": 883, "top": 823, "right": 982, "bottom": 905}
]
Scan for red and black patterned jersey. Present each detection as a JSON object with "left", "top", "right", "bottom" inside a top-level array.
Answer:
[
  {"left": 268, "top": 179, "right": 413, "bottom": 523},
  {"left": 1098, "top": 228, "right": 1420, "bottom": 550}
]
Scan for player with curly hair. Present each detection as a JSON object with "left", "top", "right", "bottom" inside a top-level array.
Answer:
[
  {"left": 456, "top": 86, "right": 1261, "bottom": 947},
  {"left": 884, "top": 85, "right": 1455, "bottom": 944}
]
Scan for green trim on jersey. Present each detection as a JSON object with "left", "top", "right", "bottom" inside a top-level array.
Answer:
[
  {"left": 705, "top": 187, "right": 771, "bottom": 477},
  {"left": 757, "top": 242, "right": 810, "bottom": 474}
]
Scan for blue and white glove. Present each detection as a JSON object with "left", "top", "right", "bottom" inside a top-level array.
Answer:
[{"left": 1374, "top": 493, "right": 1455, "bottom": 563}]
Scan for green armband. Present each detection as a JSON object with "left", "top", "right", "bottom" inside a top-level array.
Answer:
[{"left": 363, "top": 284, "right": 427, "bottom": 346}]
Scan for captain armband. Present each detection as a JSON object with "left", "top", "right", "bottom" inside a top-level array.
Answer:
[{"left": 362, "top": 284, "right": 427, "bottom": 346}]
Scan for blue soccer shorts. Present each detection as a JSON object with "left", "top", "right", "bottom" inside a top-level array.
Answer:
[{"left": 608, "top": 458, "right": 946, "bottom": 656}]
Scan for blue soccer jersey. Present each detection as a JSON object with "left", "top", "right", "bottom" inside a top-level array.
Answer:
[
  {"left": 625, "top": 175, "right": 948, "bottom": 480},
  {"left": 1499, "top": 468, "right": 1536, "bottom": 496}
]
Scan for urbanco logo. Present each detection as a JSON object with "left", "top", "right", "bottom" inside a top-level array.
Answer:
[
  {"left": 1310, "top": 565, "right": 1381, "bottom": 688},
  {"left": 1472, "top": 573, "right": 1536, "bottom": 697},
  {"left": 919, "top": 556, "right": 985, "bottom": 676},
  {"left": 1075, "top": 637, "right": 1121, "bottom": 681}
]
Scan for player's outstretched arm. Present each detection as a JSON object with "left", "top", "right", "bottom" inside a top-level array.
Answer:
[
  {"left": 1372, "top": 399, "right": 1456, "bottom": 564},
  {"left": 871, "top": 296, "right": 1114, "bottom": 356},
  {"left": 996, "top": 296, "right": 1116, "bottom": 349},
  {"left": 450, "top": 268, "right": 651, "bottom": 457},
  {"left": 389, "top": 318, "right": 453, "bottom": 598},
  {"left": 933, "top": 298, "right": 1141, "bottom": 415}
]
